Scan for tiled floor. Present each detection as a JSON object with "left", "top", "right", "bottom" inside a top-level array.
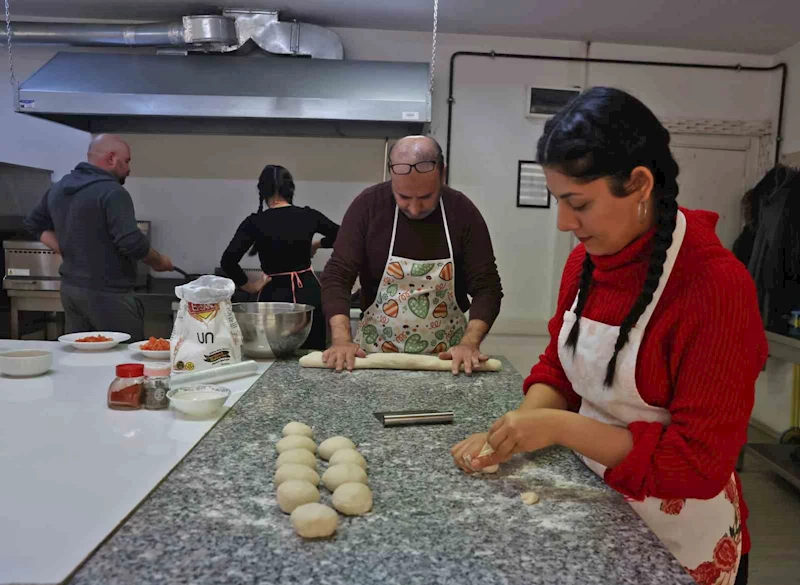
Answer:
[{"left": 741, "top": 427, "right": 800, "bottom": 585}]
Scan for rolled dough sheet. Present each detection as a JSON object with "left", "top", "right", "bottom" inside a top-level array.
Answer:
[{"left": 298, "top": 351, "right": 503, "bottom": 372}]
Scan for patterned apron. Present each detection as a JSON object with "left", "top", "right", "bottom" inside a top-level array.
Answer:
[
  {"left": 557, "top": 211, "right": 743, "bottom": 585},
  {"left": 354, "top": 199, "right": 468, "bottom": 354}
]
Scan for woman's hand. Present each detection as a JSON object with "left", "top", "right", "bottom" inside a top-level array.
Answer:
[
  {"left": 470, "top": 409, "right": 563, "bottom": 471},
  {"left": 242, "top": 273, "right": 272, "bottom": 295},
  {"left": 450, "top": 432, "right": 489, "bottom": 472},
  {"left": 310, "top": 240, "right": 323, "bottom": 258}
]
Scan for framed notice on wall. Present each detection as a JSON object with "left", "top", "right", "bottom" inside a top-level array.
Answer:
[{"left": 516, "top": 161, "right": 550, "bottom": 209}]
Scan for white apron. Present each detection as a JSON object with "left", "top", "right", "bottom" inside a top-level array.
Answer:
[
  {"left": 354, "top": 200, "right": 468, "bottom": 354},
  {"left": 558, "top": 211, "right": 743, "bottom": 585}
]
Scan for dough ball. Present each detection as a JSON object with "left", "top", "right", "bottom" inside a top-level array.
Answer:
[
  {"left": 276, "top": 435, "right": 316, "bottom": 454},
  {"left": 332, "top": 482, "right": 373, "bottom": 516},
  {"left": 318, "top": 436, "right": 356, "bottom": 460},
  {"left": 282, "top": 421, "right": 314, "bottom": 438},
  {"left": 328, "top": 448, "right": 367, "bottom": 470},
  {"left": 277, "top": 480, "right": 320, "bottom": 513},
  {"left": 275, "top": 463, "right": 320, "bottom": 487},
  {"left": 322, "top": 463, "right": 368, "bottom": 491},
  {"left": 276, "top": 449, "right": 318, "bottom": 470},
  {"left": 477, "top": 441, "right": 499, "bottom": 473},
  {"left": 521, "top": 491, "right": 540, "bottom": 505},
  {"left": 291, "top": 503, "right": 338, "bottom": 538}
]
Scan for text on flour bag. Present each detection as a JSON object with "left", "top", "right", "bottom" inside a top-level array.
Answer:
[{"left": 170, "top": 275, "right": 243, "bottom": 374}]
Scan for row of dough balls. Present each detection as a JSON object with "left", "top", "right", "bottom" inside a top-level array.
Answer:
[{"left": 275, "top": 421, "right": 373, "bottom": 539}]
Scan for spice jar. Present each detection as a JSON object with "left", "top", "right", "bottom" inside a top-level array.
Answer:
[
  {"left": 143, "top": 363, "right": 171, "bottom": 410},
  {"left": 108, "top": 363, "right": 145, "bottom": 410}
]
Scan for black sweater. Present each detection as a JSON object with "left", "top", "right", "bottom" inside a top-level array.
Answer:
[{"left": 221, "top": 206, "right": 339, "bottom": 287}]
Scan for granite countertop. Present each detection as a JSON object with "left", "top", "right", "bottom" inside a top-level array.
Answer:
[{"left": 68, "top": 359, "right": 693, "bottom": 585}]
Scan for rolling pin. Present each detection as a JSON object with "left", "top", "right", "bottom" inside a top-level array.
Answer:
[{"left": 298, "top": 351, "right": 502, "bottom": 372}]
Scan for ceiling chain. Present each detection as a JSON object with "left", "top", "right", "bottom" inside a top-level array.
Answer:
[
  {"left": 429, "top": 0, "right": 438, "bottom": 93},
  {"left": 5, "top": 0, "right": 17, "bottom": 90}
]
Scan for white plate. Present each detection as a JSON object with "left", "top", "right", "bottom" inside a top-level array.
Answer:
[
  {"left": 128, "top": 340, "right": 171, "bottom": 360},
  {"left": 58, "top": 332, "right": 131, "bottom": 351}
]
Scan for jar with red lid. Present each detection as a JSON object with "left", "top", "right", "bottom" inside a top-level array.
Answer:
[{"left": 108, "top": 364, "right": 145, "bottom": 410}]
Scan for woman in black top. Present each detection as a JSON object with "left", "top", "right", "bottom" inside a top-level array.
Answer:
[{"left": 221, "top": 165, "right": 340, "bottom": 350}]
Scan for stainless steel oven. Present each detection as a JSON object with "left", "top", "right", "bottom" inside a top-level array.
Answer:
[{"left": 3, "top": 220, "right": 152, "bottom": 338}]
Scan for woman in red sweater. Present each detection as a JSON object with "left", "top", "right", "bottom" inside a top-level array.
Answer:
[{"left": 452, "top": 87, "right": 767, "bottom": 585}]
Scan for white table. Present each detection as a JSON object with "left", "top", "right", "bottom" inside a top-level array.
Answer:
[{"left": 0, "top": 340, "right": 272, "bottom": 585}]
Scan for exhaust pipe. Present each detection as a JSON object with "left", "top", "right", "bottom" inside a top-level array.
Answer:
[
  {"left": 3, "top": 16, "right": 237, "bottom": 47},
  {"left": 1, "top": 10, "right": 344, "bottom": 59}
]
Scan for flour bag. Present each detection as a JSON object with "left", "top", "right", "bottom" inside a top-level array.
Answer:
[{"left": 171, "top": 275, "right": 242, "bottom": 374}]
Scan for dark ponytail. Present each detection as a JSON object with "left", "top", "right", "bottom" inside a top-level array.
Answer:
[
  {"left": 249, "top": 164, "right": 297, "bottom": 256},
  {"left": 536, "top": 87, "right": 680, "bottom": 386}
]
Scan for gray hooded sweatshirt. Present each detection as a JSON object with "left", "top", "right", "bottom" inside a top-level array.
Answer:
[{"left": 24, "top": 162, "right": 150, "bottom": 292}]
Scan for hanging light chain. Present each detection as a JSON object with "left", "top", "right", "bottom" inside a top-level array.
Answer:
[
  {"left": 5, "top": 0, "right": 17, "bottom": 90},
  {"left": 429, "top": 0, "right": 438, "bottom": 93}
]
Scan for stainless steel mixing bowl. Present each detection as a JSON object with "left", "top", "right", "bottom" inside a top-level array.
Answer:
[{"left": 232, "top": 302, "right": 314, "bottom": 359}]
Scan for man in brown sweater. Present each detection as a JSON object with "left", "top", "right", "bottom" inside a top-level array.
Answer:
[{"left": 321, "top": 136, "right": 503, "bottom": 374}]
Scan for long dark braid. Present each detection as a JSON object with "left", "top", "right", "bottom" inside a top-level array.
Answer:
[
  {"left": 537, "top": 87, "right": 681, "bottom": 387},
  {"left": 603, "top": 194, "right": 678, "bottom": 385},
  {"left": 566, "top": 253, "right": 595, "bottom": 353}
]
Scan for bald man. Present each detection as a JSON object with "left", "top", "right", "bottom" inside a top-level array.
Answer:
[
  {"left": 25, "top": 134, "right": 173, "bottom": 340},
  {"left": 321, "top": 135, "right": 503, "bottom": 374}
]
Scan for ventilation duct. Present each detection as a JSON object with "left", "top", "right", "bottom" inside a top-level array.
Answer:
[{"left": 2, "top": 10, "right": 344, "bottom": 59}]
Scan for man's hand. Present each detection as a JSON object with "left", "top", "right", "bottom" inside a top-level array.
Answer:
[
  {"left": 143, "top": 248, "right": 174, "bottom": 272},
  {"left": 322, "top": 341, "right": 366, "bottom": 373},
  {"left": 151, "top": 253, "right": 174, "bottom": 272},
  {"left": 242, "top": 273, "right": 272, "bottom": 295},
  {"left": 470, "top": 409, "right": 563, "bottom": 471},
  {"left": 40, "top": 230, "right": 61, "bottom": 255},
  {"left": 439, "top": 343, "right": 488, "bottom": 376}
]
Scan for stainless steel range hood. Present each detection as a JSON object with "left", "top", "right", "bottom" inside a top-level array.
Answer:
[{"left": 15, "top": 52, "right": 431, "bottom": 137}]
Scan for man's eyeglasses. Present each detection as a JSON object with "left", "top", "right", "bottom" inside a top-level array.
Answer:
[{"left": 388, "top": 161, "right": 438, "bottom": 175}]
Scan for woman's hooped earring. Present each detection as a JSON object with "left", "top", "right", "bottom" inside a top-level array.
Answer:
[{"left": 638, "top": 200, "right": 648, "bottom": 224}]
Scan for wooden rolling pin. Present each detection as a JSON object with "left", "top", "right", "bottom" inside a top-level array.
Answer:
[{"left": 298, "top": 351, "right": 503, "bottom": 372}]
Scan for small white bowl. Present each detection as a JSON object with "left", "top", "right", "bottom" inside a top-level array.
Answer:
[
  {"left": 166, "top": 384, "right": 231, "bottom": 417},
  {"left": 0, "top": 350, "right": 53, "bottom": 377},
  {"left": 58, "top": 332, "right": 131, "bottom": 351},
  {"left": 128, "top": 340, "right": 171, "bottom": 360}
]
